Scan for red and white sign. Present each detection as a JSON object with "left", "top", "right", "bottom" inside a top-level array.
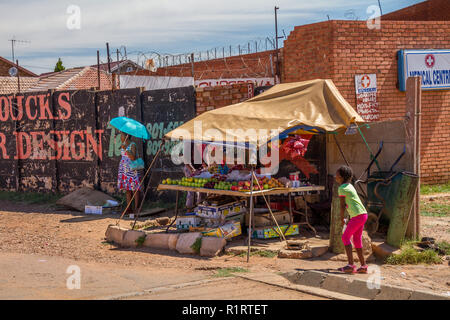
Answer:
[
  {"left": 355, "top": 74, "right": 379, "bottom": 121},
  {"left": 195, "top": 77, "right": 274, "bottom": 88}
]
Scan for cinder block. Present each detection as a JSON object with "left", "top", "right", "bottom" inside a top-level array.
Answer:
[
  {"left": 143, "top": 233, "right": 170, "bottom": 250},
  {"left": 176, "top": 232, "right": 202, "bottom": 254},
  {"left": 122, "top": 230, "right": 146, "bottom": 248},
  {"left": 310, "top": 245, "right": 329, "bottom": 257},
  {"left": 278, "top": 249, "right": 313, "bottom": 259},
  {"left": 105, "top": 225, "right": 127, "bottom": 244},
  {"left": 200, "top": 237, "right": 227, "bottom": 257}
]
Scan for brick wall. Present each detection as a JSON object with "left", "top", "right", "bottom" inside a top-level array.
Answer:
[
  {"left": 195, "top": 83, "right": 252, "bottom": 115},
  {"left": 382, "top": 0, "right": 450, "bottom": 21},
  {"left": 283, "top": 20, "right": 450, "bottom": 184},
  {"left": 123, "top": 50, "right": 277, "bottom": 80},
  {"left": 0, "top": 57, "right": 37, "bottom": 77}
]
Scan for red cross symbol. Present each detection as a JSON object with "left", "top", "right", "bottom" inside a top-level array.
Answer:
[
  {"left": 361, "top": 75, "right": 371, "bottom": 88},
  {"left": 425, "top": 54, "right": 435, "bottom": 68}
]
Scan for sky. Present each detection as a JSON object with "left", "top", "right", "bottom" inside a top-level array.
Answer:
[{"left": 0, "top": 0, "right": 424, "bottom": 75}]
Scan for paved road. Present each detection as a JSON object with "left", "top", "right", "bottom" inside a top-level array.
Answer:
[{"left": 0, "top": 252, "right": 326, "bottom": 300}]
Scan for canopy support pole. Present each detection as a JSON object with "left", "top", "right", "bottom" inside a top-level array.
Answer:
[
  {"left": 247, "top": 166, "right": 255, "bottom": 263},
  {"left": 251, "top": 171, "right": 287, "bottom": 244},
  {"left": 131, "top": 139, "right": 166, "bottom": 229}
]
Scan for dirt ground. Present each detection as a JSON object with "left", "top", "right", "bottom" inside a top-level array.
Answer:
[{"left": 0, "top": 197, "right": 449, "bottom": 298}]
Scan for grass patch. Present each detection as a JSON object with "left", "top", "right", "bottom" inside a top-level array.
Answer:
[
  {"left": 190, "top": 237, "right": 202, "bottom": 254},
  {"left": 214, "top": 267, "right": 249, "bottom": 278},
  {"left": 420, "top": 198, "right": 450, "bottom": 217},
  {"left": 135, "top": 235, "right": 146, "bottom": 247},
  {"left": 421, "top": 183, "right": 450, "bottom": 195},
  {"left": 386, "top": 240, "right": 442, "bottom": 265},
  {"left": 437, "top": 241, "right": 450, "bottom": 255},
  {"left": 227, "top": 250, "right": 278, "bottom": 258},
  {"left": 0, "top": 191, "right": 62, "bottom": 205}
]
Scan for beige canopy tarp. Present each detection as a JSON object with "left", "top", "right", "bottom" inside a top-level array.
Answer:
[{"left": 165, "top": 79, "right": 364, "bottom": 147}]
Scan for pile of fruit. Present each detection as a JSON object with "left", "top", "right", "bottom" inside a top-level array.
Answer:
[
  {"left": 162, "top": 177, "right": 209, "bottom": 188},
  {"left": 161, "top": 175, "right": 286, "bottom": 192},
  {"left": 230, "top": 177, "right": 285, "bottom": 191}
]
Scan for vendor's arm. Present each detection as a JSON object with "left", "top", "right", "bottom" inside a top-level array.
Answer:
[{"left": 127, "top": 143, "right": 137, "bottom": 161}]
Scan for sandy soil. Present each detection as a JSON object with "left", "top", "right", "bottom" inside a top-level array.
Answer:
[{"left": 0, "top": 199, "right": 448, "bottom": 297}]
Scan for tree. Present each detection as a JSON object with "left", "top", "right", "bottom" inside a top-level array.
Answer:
[{"left": 54, "top": 58, "right": 65, "bottom": 72}]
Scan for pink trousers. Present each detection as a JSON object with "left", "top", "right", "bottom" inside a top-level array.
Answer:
[{"left": 342, "top": 213, "right": 368, "bottom": 248}]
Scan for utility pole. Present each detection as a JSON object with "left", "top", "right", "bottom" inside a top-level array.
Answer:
[
  {"left": 16, "top": 60, "right": 21, "bottom": 93},
  {"left": 275, "top": 6, "right": 279, "bottom": 52},
  {"left": 97, "top": 50, "right": 101, "bottom": 90},
  {"left": 106, "top": 42, "right": 111, "bottom": 73},
  {"left": 274, "top": 6, "right": 283, "bottom": 84},
  {"left": 378, "top": 0, "right": 383, "bottom": 15}
]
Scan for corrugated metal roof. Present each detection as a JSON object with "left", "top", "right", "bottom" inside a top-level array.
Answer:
[{"left": 0, "top": 76, "right": 39, "bottom": 94}]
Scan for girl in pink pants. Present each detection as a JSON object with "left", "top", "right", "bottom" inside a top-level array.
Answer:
[{"left": 336, "top": 166, "right": 369, "bottom": 274}]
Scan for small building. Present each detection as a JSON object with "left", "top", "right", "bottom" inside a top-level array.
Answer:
[
  {"left": 29, "top": 66, "right": 112, "bottom": 92},
  {"left": 0, "top": 56, "right": 38, "bottom": 77}
]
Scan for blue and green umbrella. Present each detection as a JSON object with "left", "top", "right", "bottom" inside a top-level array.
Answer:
[{"left": 110, "top": 117, "right": 150, "bottom": 140}]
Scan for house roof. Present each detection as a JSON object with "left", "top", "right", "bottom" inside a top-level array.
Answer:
[
  {"left": 28, "top": 66, "right": 111, "bottom": 92},
  {"left": 0, "top": 56, "right": 38, "bottom": 77},
  {"left": 90, "top": 59, "right": 142, "bottom": 73},
  {"left": 0, "top": 76, "right": 39, "bottom": 94}
]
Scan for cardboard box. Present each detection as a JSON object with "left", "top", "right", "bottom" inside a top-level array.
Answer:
[
  {"left": 85, "top": 205, "right": 120, "bottom": 215},
  {"left": 249, "top": 224, "right": 300, "bottom": 239},
  {"left": 202, "top": 221, "right": 242, "bottom": 239},
  {"left": 176, "top": 216, "right": 202, "bottom": 231},
  {"left": 85, "top": 205, "right": 103, "bottom": 215},
  {"left": 245, "top": 211, "right": 291, "bottom": 227},
  {"left": 196, "top": 201, "right": 245, "bottom": 219}
]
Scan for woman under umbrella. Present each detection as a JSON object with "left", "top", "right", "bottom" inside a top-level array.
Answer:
[
  {"left": 110, "top": 116, "right": 150, "bottom": 215},
  {"left": 117, "top": 132, "right": 142, "bottom": 214}
]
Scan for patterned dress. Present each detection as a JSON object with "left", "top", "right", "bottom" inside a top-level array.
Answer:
[{"left": 117, "top": 142, "right": 142, "bottom": 191}]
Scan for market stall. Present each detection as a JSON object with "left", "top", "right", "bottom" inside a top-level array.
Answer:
[{"left": 124, "top": 79, "right": 365, "bottom": 261}]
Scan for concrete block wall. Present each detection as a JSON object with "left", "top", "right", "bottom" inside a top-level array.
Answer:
[{"left": 283, "top": 20, "right": 450, "bottom": 184}]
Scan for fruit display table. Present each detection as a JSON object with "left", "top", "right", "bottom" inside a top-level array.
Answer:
[{"left": 157, "top": 184, "right": 325, "bottom": 235}]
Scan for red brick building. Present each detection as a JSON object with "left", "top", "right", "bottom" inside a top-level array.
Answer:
[
  {"left": 28, "top": 66, "right": 113, "bottom": 92},
  {"left": 281, "top": 19, "right": 450, "bottom": 184},
  {"left": 381, "top": 0, "right": 450, "bottom": 21},
  {"left": 0, "top": 56, "right": 38, "bottom": 77}
]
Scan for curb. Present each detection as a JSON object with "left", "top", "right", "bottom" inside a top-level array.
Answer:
[
  {"left": 236, "top": 273, "right": 365, "bottom": 300},
  {"left": 281, "top": 270, "right": 450, "bottom": 300},
  {"left": 97, "top": 277, "right": 231, "bottom": 300}
]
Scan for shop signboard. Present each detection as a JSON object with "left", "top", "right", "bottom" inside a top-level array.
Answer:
[
  {"left": 355, "top": 74, "right": 379, "bottom": 121},
  {"left": 398, "top": 49, "right": 450, "bottom": 91}
]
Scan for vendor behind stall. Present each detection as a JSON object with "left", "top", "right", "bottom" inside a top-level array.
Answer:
[{"left": 184, "top": 143, "right": 207, "bottom": 209}]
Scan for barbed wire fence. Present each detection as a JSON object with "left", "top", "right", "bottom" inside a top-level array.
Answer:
[{"left": 119, "top": 36, "right": 278, "bottom": 69}]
